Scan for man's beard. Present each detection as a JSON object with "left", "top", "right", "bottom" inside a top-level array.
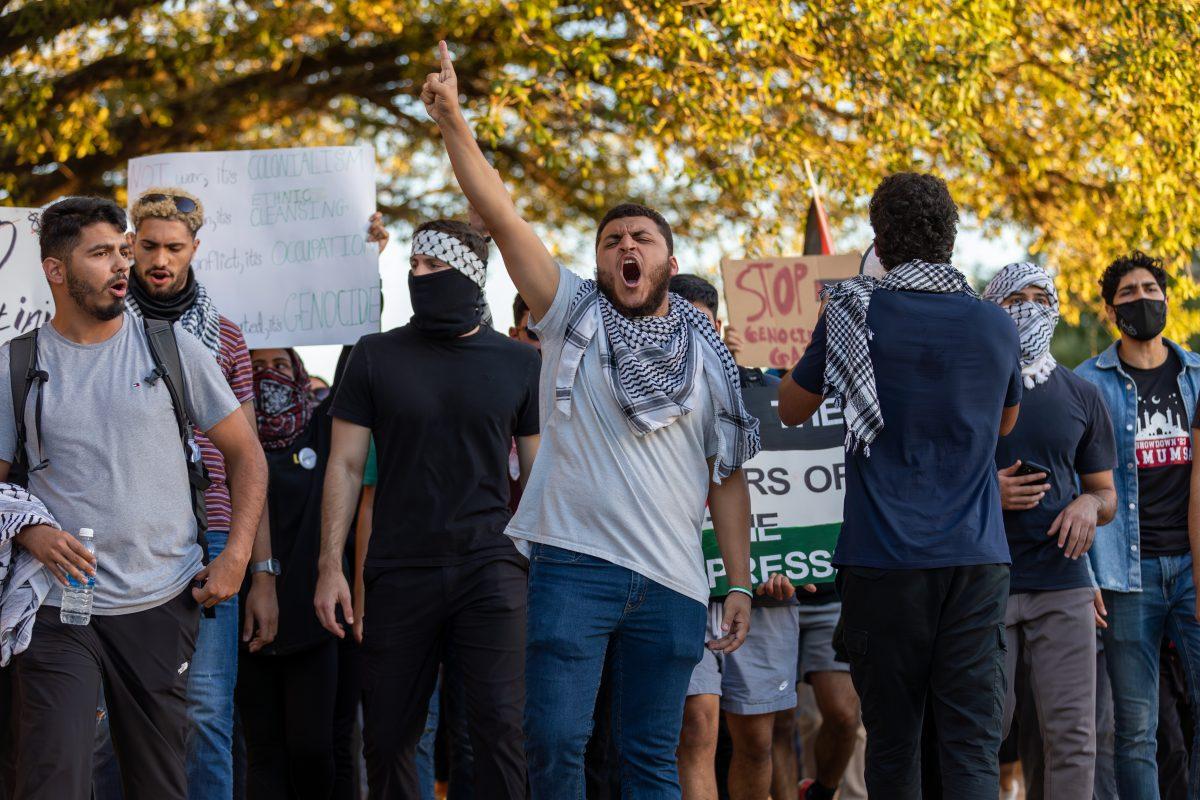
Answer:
[
  {"left": 66, "top": 268, "right": 125, "bottom": 322},
  {"left": 596, "top": 259, "right": 672, "bottom": 317},
  {"left": 133, "top": 266, "right": 188, "bottom": 299}
]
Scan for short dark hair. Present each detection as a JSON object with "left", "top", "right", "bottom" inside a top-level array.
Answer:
[
  {"left": 38, "top": 196, "right": 127, "bottom": 262},
  {"left": 1101, "top": 250, "right": 1168, "bottom": 305},
  {"left": 595, "top": 203, "right": 674, "bottom": 255},
  {"left": 413, "top": 219, "right": 489, "bottom": 265},
  {"left": 512, "top": 293, "right": 529, "bottom": 325},
  {"left": 669, "top": 274, "right": 719, "bottom": 318},
  {"left": 868, "top": 173, "right": 958, "bottom": 268}
]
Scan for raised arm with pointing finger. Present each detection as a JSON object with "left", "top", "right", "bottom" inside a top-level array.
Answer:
[{"left": 421, "top": 40, "right": 558, "bottom": 320}]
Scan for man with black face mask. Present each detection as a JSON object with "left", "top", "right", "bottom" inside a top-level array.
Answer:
[
  {"left": 315, "top": 219, "right": 540, "bottom": 799},
  {"left": 1076, "top": 251, "right": 1200, "bottom": 799}
]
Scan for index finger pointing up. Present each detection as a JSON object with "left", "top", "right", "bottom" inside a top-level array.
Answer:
[{"left": 439, "top": 40, "right": 454, "bottom": 79}]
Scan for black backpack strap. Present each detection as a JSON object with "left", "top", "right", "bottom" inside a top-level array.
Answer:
[
  {"left": 8, "top": 328, "right": 49, "bottom": 480},
  {"left": 142, "top": 319, "right": 213, "bottom": 568}
]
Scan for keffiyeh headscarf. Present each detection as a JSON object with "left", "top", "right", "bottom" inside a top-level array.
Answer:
[
  {"left": 983, "top": 262, "right": 1059, "bottom": 389},
  {"left": 411, "top": 228, "right": 493, "bottom": 328},
  {"left": 822, "top": 259, "right": 977, "bottom": 455},
  {"left": 253, "top": 349, "right": 314, "bottom": 451},
  {"left": 554, "top": 279, "right": 760, "bottom": 482}
]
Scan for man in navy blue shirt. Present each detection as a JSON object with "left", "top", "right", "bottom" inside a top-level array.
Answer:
[
  {"left": 778, "top": 173, "right": 1022, "bottom": 799},
  {"left": 983, "top": 261, "right": 1117, "bottom": 800}
]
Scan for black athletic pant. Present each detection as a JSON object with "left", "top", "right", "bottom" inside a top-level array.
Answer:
[
  {"left": 837, "top": 564, "right": 1009, "bottom": 800},
  {"left": 236, "top": 639, "right": 339, "bottom": 800},
  {"left": 361, "top": 557, "right": 526, "bottom": 800},
  {"left": 12, "top": 588, "right": 199, "bottom": 800}
]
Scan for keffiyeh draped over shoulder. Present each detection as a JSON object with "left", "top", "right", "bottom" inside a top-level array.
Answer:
[
  {"left": 821, "top": 259, "right": 977, "bottom": 455},
  {"left": 982, "top": 261, "right": 1059, "bottom": 389},
  {"left": 552, "top": 279, "right": 760, "bottom": 482},
  {"left": 0, "top": 483, "right": 57, "bottom": 666}
]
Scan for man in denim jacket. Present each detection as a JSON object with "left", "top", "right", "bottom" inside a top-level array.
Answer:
[{"left": 1077, "top": 251, "right": 1200, "bottom": 799}]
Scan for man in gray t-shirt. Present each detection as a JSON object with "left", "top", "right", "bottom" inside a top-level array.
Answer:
[
  {"left": 0, "top": 197, "right": 266, "bottom": 800},
  {"left": 426, "top": 43, "right": 759, "bottom": 799}
]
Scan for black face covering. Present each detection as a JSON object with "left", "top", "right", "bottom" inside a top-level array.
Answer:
[
  {"left": 1114, "top": 298, "right": 1168, "bottom": 341},
  {"left": 409, "top": 269, "right": 484, "bottom": 338},
  {"left": 129, "top": 267, "right": 198, "bottom": 321}
]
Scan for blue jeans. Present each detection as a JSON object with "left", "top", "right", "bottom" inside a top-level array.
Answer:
[
  {"left": 524, "top": 544, "right": 706, "bottom": 800},
  {"left": 186, "top": 531, "right": 238, "bottom": 800},
  {"left": 1102, "top": 554, "right": 1200, "bottom": 800},
  {"left": 416, "top": 680, "right": 439, "bottom": 799}
]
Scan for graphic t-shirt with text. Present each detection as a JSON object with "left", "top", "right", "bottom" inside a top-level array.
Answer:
[{"left": 1123, "top": 350, "right": 1194, "bottom": 556}]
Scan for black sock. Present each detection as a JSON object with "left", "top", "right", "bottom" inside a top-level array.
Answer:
[{"left": 805, "top": 781, "right": 837, "bottom": 800}]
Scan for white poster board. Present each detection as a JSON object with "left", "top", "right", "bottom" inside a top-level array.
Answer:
[
  {"left": 127, "top": 146, "right": 381, "bottom": 348},
  {"left": 0, "top": 207, "right": 53, "bottom": 346}
]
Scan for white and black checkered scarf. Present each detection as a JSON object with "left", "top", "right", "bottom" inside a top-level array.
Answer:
[
  {"left": 822, "top": 259, "right": 977, "bottom": 455},
  {"left": 126, "top": 271, "right": 222, "bottom": 358},
  {"left": 982, "top": 261, "right": 1059, "bottom": 389},
  {"left": 554, "top": 280, "right": 760, "bottom": 482},
  {"left": 411, "top": 229, "right": 494, "bottom": 328}
]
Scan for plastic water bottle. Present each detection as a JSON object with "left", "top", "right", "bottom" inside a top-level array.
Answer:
[{"left": 59, "top": 528, "right": 96, "bottom": 626}]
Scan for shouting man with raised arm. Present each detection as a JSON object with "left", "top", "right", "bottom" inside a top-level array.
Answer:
[{"left": 422, "top": 42, "right": 760, "bottom": 799}]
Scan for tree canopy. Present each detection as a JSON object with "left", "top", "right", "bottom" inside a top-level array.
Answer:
[{"left": 2, "top": 0, "right": 1197, "bottom": 337}]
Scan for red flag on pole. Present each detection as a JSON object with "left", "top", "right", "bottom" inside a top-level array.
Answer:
[{"left": 802, "top": 160, "right": 834, "bottom": 256}]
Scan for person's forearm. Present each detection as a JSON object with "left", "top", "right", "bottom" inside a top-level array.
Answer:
[
  {"left": 224, "top": 446, "right": 268, "bottom": 565},
  {"left": 710, "top": 469, "right": 752, "bottom": 588},
  {"left": 320, "top": 463, "right": 361, "bottom": 573},
  {"left": 438, "top": 110, "right": 520, "bottom": 233},
  {"left": 250, "top": 503, "right": 272, "bottom": 563},
  {"left": 1085, "top": 487, "right": 1118, "bottom": 527}
]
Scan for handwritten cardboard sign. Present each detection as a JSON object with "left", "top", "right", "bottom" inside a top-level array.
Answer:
[
  {"left": 127, "top": 146, "right": 381, "bottom": 348},
  {"left": 0, "top": 207, "right": 53, "bottom": 347},
  {"left": 721, "top": 253, "right": 861, "bottom": 369}
]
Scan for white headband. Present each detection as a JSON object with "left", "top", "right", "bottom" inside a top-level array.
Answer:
[{"left": 411, "top": 229, "right": 487, "bottom": 289}]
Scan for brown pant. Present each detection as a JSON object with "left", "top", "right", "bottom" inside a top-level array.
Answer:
[{"left": 1003, "top": 587, "right": 1098, "bottom": 800}]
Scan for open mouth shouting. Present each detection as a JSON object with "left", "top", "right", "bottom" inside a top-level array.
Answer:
[
  {"left": 621, "top": 254, "right": 642, "bottom": 288},
  {"left": 146, "top": 268, "right": 174, "bottom": 288},
  {"left": 107, "top": 275, "right": 129, "bottom": 299}
]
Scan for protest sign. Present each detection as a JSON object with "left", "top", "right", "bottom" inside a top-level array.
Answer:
[
  {"left": 0, "top": 207, "right": 53, "bottom": 346},
  {"left": 701, "top": 383, "right": 844, "bottom": 594},
  {"left": 721, "top": 253, "right": 860, "bottom": 369},
  {"left": 127, "top": 146, "right": 380, "bottom": 348}
]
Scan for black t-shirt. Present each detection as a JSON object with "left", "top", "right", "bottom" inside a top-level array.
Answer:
[
  {"left": 1123, "top": 350, "right": 1195, "bottom": 555},
  {"left": 331, "top": 325, "right": 541, "bottom": 570},
  {"left": 994, "top": 368, "right": 1116, "bottom": 593},
  {"left": 244, "top": 407, "right": 334, "bottom": 655}
]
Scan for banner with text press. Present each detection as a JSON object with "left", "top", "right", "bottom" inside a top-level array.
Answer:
[{"left": 127, "top": 145, "right": 380, "bottom": 348}]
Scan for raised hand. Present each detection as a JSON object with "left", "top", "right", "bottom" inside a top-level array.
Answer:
[{"left": 421, "top": 40, "right": 460, "bottom": 124}]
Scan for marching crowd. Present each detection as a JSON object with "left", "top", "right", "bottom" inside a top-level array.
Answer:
[{"left": 1, "top": 38, "right": 1199, "bottom": 800}]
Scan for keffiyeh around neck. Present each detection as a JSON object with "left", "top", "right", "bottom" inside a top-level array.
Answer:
[
  {"left": 822, "top": 259, "right": 977, "bottom": 455},
  {"left": 553, "top": 279, "right": 760, "bottom": 482},
  {"left": 982, "top": 261, "right": 1059, "bottom": 389},
  {"left": 126, "top": 268, "right": 222, "bottom": 358}
]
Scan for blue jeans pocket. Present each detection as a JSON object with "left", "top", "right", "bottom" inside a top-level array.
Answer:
[{"left": 531, "top": 543, "right": 587, "bottom": 564}]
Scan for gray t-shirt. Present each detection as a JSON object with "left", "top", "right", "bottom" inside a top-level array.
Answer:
[
  {"left": 505, "top": 267, "right": 717, "bottom": 604},
  {"left": 0, "top": 314, "right": 240, "bottom": 615}
]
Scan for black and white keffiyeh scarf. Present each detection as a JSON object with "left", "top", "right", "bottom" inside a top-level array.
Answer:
[
  {"left": 822, "top": 259, "right": 977, "bottom": 455},
  {"left": 553, "top": 280, "right": 760, "bottom": 482},
  {"left": 411, "top": 228, "right": 494, "bottom": 328},
  {"left": 126, "top": 270, "right": 222, "bottom": 358},
  {"left": 0, "top": 483, "right": 57, "bottom": 666},
  {"left": 982, "top": 262, "right": 1059, "bottom": 389}
]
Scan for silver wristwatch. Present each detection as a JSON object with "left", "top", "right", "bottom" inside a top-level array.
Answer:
[{"left": 250, "top": 558, "right": 281, "bottom": 576}]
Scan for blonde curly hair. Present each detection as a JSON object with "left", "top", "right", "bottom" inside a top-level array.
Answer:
[{"left": 130, "top": 187, "right": 205, "bottom": 235}]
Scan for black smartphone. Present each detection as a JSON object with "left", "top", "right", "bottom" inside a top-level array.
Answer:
[{"left": 1015, "top": 460, "right": 1052, "bottom": 482}]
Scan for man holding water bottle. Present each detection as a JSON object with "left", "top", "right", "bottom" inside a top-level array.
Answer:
[{"left": 0, "top": 197, "right": 267, "bottom": 800}]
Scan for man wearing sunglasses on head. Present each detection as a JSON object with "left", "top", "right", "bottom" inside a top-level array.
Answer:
[{"left": 125, "top": 188, "right": 388, "bottom": 800}]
